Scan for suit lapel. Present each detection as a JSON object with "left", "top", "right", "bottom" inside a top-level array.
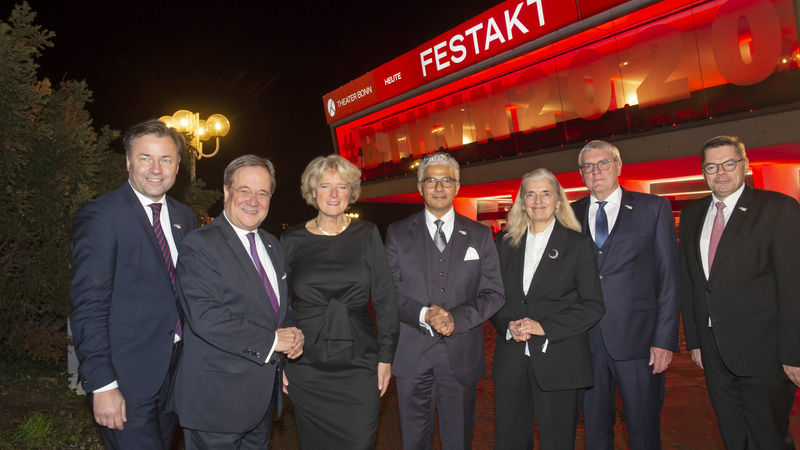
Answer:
[
  {"left": 527, "top": 222, "right": 567, "bottom": 295},
  {"left": 411, "top": 212, "right": 432, "bottom": 299},
  {"left": 688, "top": 196, "right": 712, "bottom": 278},
  {"left": 445, "top": 214, "right": 470, "bottom": 295},
  {"left": 165, "top": 196, "right": 187, "bottom": 248},
  {"left": 709, "top": 186, "right": 752, "bottom": 279},
  {"left": 122, "top": 183, "right": 171, "bottom": 284},
  {"left": 510, "top": 233, "right": 527, "bottom": 297},
  {"left": 259, "top": 229, "right": 286, "bottom": 322},
  {"left": 218, "top": 218, "right": 272, "bottom": 318}
]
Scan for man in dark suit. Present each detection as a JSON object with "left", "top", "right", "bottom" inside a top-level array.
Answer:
[
  {"left": 385, "top": 152, "right": 505, "bottom": 450},
  {"left": 70, "top": 119, "right": 197, "bottom": 449},
  {"left": 680, "top": 136, "right": 800, "bottom": 449},
  {"left": 173, "top": 155, "right": 303, "bottom": 450},
  {"left": 572, "top": 140, "right": 680, "bottom": 450}
]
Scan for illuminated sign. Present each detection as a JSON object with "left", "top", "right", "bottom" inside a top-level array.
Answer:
[
  {"left": 322, "top": 0, "right": 630, "bottom": 123},
  {"left": 332, "top": 0, "right": 800, "bottom": 177}
]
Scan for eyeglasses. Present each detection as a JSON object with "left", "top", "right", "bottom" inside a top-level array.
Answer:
[
  {"left": 703, "top": 159, "right": 744, "bottom": 174},
  {"left": 422, "top": 177, "right": 457, "bottom": 188},
  {"left": 579, "top": 159, "right": 615, "bottom": 174},
  {"left": 230, "top": 186, "right": 270, "bottom": 201}
]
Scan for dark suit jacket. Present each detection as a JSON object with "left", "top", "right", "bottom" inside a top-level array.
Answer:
[
  {"left": 572, "top": 188, "right": 680, "bottom": 360},
  {"left": 385, "top": 210, "right": 505, "bottom": 385},
  {"left": 680, "top": 185, "right": 800, "bottom": 376},
  {"left": 490, "top": 221, "right": 605, "bottom": 391},
  {"left": 70, "top": 182, "right": 197, "bottom": 397},
  {"left": 173, "top": 215, "right": 295, "bottom": 433}
]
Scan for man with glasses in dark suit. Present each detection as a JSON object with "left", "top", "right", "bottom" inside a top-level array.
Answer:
[{"left": 680, "top": 136, "right": 800, "bottom": 449}]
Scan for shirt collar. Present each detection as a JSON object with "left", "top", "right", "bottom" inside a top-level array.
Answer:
[
  {"left": 223, "top": 211, "right": 259, "bottom": 240},
  {"left": 424, "top": 207, "right": 455, "bottom": 228},
  {"left": 711, "top": 182, "right": 746, "bottom": 212},
  {"left": 527, "top": 217, "right": 556, "bottom": 240},
  {"left": 129, "top": 179, "right": 166, "bottom": 208},
  {"left": 590, "top": 185, "right": 622, "bottom": 206}
]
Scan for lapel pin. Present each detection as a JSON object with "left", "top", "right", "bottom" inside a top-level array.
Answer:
[
  {"left": 739, "top": 207, "right": 747, "bottom": 212},
  {"left": 548, "top": 249, "right": 558, "bottom": 259},
  {"left": 268, "top": 244, "right": 272, "bottom": 248},
  {"left": 174, "top": 224, "right": 181, "bottom": 229},
  {"left": 625, "top": 205, "right": 633, "bottom": 209},
  {"left": 459, "top": 230, "right": 467, "bottom": 235}
]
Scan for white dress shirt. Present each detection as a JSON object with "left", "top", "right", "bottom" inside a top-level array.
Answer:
[
  {"left": 587, "top": 186, "right": 623, "bottom": 242},
  {"left": 419, "top": 207, "right": 456, "bottom": 335},
  {"left": 223, "top": 212, "right": 280, "bottom": 363},
  {"left": 507, "top": 219, "right": 556, "bottom": 356},
  {"left": 95, "top": 182, "right": 182, "bottom": 393}
]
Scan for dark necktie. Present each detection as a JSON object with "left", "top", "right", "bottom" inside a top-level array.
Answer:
[
  {"left": 595, "top": 201, "right": 609, "bottom": 248},
  {"left": 148, "top": 203, "right": 181, "bottom": 338},
  {"left": 246, "top": 233, "right": 280, "bottom": 319},
  {"left": 707, "top": 201, "right": 726, "bottom": 273},
  {"left": 434, "top": 219, "right": 447, "bottom": 252}
]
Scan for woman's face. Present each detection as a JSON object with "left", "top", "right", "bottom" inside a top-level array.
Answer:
[
  {"left": 523, "top": 178, "right": 561, "bottom": 227},
  {"left": 315, "top": 170, "right": 350, "bottom": 218}
]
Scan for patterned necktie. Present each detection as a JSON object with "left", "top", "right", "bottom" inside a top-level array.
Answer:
[
  {"left": 707, "top": 201, "right": 726, "bottom": 273},
  {"left": 595, "top": 201, "right": 609, "bottom": 248},
  {"left": 246, "top": 233, "right": 280, "bottom": 319},
  {"left": 148, "top": 203, "right": 181, "bottom": 338},
  {"left": 434, "top": 219, "right": 447, "bottom": 252}
]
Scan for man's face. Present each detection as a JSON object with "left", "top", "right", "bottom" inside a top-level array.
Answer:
[
  {"left": 418, "top": 164, "right": 460, "bottom": 218},
  {"left": 580, "top": 148, "right": 621, "bottom": 201},
  {"left": 703, "top": 145, "right": 748, "bottom": 201},
  {"left": 126, "top": 135, "right": 180, "bottom": 202},
  {"left": 224, "top": 165, "right": 272, "bottom": 231}
]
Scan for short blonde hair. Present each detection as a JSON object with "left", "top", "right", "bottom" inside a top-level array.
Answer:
[{"left": 300, "top": 155, "right": 362, "bottom": 209}]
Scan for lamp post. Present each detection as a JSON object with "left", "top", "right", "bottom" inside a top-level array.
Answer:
[{"left": 159, "top": 110, "right": 230, "bottom": 180}]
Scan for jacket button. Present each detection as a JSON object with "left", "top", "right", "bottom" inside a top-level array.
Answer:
[
  {"left": 599, "top": 275, "right": 604, "bottom": 280},
  {"left": 522, "top": 300, "right": 527, "bottom": 304},
  {"left": 270, "top": 359, "right": 275, "bottom": 365},
  {"left": 441, "top": 288, "right": 445, "bottom": 292},
  {"left": 169, "top": 330, "right": 175, "bottom": 336},
  {"left": 256, "top": 353, "right": 261, "bottom": 359},
  {"left": 440, "top": 258, "right": 444, "bottom": 262},
  {"left": 706, "top": 288, "right": 712, "bottom": 293},
  {"left": 243, "top": 349, "right": 248, "bottom": 353},
  {"left": 440, "top": 272, "right": 445, "bottom": 276}
]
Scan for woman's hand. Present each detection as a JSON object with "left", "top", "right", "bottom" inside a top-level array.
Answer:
[
  {"left": 378, "top": 362, "right": 392, "bottom": 398},
  {"left": 282, "top": 371, "right": 289, "bottom": 395},
  {"left": 516, "top": 318, "right": 545, "bottom": 336}
]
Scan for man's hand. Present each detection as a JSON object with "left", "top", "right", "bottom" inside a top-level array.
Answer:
[
  {"left": 508, "top": 320, "right": 531, "bottom": 342},
  {"left": 691, "top": 349, "right": 703, "bottom": 369},
  {"left": 378, "top": 362, "right": 392, "bottom": 398},
  {"left": 516, "top": 318, "right": 544, "bottom": 336},
  {"left": 93, "top": 388, "right": 126, "bottom": 430},
  {"left": 649, "top": 346, "right": 673, "bottom": 374},
  {"left": 783, "top": 364, "right": 800, "bottom": 387},
  {"left": 282, "top": 371, "right": 289, "bottom": 395},
  {"left": 276, "top": 327, "right": 304, "bottom": 359},
  {"left": 426, "top": 305, "right": 454, "bottom": 336}
]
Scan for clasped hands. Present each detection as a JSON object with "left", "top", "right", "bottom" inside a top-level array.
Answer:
[
  {"left": 425, "top": 305, "right": 455, "bottom": 336},
  {"left": 508, "top": 318, "right": 545, "bottom": 342},
  {"left": 275, "top": 327, "right": 304, "bottom": 359}
]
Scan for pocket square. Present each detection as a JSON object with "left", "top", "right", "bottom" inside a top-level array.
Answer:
[
  {"left": 281, "top": 273, "right": 287, "bottom": 280},
  {"left": 464, "top": 247, "right": 480, "bottom": 261}
]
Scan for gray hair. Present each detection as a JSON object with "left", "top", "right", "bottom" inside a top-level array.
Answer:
[
  {"left": 417, "top": 152, "right": 460, "bottom": 183},
  {"left": 223, "top": 155, "right": 276, "bottom": 194},
  {"left": 123, "top": 119, "right": 186, "bottom": 159},
  {"left": 300, "top": 155, "right": 362, "bottom": 208},
  {"left": 578, "top": 140, "right": 622, "bottom": 166},
  {"left": 701, "top": 136, "right": 747, "bottom": 164}
]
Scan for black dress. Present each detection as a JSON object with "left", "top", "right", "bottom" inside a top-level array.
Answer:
[{"left": 280, "top": 219, "right": 399, "bottom": 449}]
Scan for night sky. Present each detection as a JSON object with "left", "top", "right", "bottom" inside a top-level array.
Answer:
[{"left": 1, "top": 0, "right": 501, "bottom": 233}]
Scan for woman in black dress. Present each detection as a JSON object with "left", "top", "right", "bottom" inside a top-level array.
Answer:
[{"left": 280, "top": 155, "right": 399, "bottom": 449}]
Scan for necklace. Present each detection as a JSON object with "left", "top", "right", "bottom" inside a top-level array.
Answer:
[{"left": 315, "top": 216, "right": 350, "bottom": 236}]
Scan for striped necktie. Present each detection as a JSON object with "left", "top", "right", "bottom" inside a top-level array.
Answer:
[{"left": 149, "top": 203, "right": 181, "bottom": 338}]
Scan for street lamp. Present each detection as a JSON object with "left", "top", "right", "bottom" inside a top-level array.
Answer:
[{"left": 159, "top": 110, "right": 230, "bottom": 179}]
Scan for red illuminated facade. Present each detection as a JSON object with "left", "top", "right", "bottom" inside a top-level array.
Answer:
[{"left": 323, "top": 0, "right": 800, "bottom": 224}]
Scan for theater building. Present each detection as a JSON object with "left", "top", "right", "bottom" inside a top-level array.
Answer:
[{"left": 322, "top": 0, "right": 800, "bottom": 230}]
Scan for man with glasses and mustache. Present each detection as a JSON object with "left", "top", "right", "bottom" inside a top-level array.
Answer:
[
  {"left": 572, "top": 140, "right": 680, "bottom": 450},
  {"left": 385, "top": 152, "right": 504, "bottom": 449},
  {"left": 680, "top": 136, "right": 800, "bottom": 449}
]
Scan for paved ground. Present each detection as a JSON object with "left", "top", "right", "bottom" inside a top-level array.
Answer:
[{"left": 251, "top": 322, "right": 800, "bottom": 449}]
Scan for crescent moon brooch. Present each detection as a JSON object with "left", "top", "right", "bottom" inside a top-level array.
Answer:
[{"left": 548, "top": 249, "right": 558, "bottom": 259}]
